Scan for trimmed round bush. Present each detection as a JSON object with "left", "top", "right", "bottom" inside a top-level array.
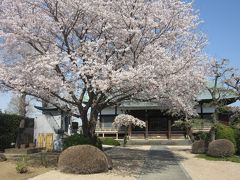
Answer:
[
  {"left": 58, "top": 145, "right": 110, "bottom": 174},
  {"left": 0, "top": 153, "right": 7, "bottom": 162},
  {"left": 192, "top": 140, "right": 206, "bottom": 154},
  {"left": 62, "top": 134, "right": 102, "bottom": 150},
  {"left": 207, "top": 139, "right": 235, "bottom": 157},
  {"left": 104, "top": 153, "right": 113, "bottom": 170}
]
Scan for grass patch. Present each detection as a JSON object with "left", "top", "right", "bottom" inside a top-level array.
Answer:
[
  {"left": 100, "top": 138, "right": 120, "bottom": 146},
  {"left": 196, "top": 154, "right": 240, "bottom": 163}
]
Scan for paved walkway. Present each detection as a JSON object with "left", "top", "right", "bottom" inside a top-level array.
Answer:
[{"left": 138, "top": 146, "right": 191, "bottom": 180}]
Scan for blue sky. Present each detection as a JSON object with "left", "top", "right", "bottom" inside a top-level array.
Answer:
[
  {"left": 194, "top": 0, "right": 240, "bottom": 69},
  {"left": 0, "top": 0, "right": 240, "bottom": 111}
]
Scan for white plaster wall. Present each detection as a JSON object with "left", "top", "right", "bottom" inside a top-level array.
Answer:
[
  {"left": 117, "top": 107, "right": 124, "bottom": 115},
  {"left": 34, "top": 115, "right": 54, "bottom": 142},
  {"left": 46, "top": 114, "right": 61, "bottom": 127},
  {"left": 71, "top": 117, "right": 82, "bottom": 126},
  {"left": 34, "top": 115, "right": 61, "bottom": 142},
  {"left": 203, "top": 107, "right": 215, "bottom": 113},
  {"left": 101, "top": 107, "right": 116, "bottom": 115},
  {"left": 196, "top": 106, "right": 215, "bottom": 114}
]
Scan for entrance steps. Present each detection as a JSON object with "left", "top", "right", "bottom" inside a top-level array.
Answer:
[
  {"left": 130, "top": 134, "right": 186, "bottom": 140},
  {"left": 126, "top": 139, "right": 192, "bottom": 146}
]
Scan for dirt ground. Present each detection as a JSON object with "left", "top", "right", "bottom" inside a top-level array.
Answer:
[{"left": 0, "top": 161, "right": 51, "bottom": 180}]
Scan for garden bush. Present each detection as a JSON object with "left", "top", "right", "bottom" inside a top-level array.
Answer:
[
  {"left": 104, "top": 153, "right": 113, "bottom": 170},
  {"left": 16, "top": 156, "right": 28, "bottom": 174},
  {"left": 100, "top": 138, "right": 120, "bottom": 146},
  {"left": 215, "top": 124, "right": 237, "bottom": 148},
  {"left": 62, "top": 134, "right": 102, "bottom": 150},
  {"left": 235, "top": 130, "right": 240, "bottom": 154},
  {"left": 58, "top": 145, "right": 110, "bottom": 174},
  {"left": 192, "top": 140, "right": 206, "bottom": 154},
  {"left": 207, "top": 139, "right": 235, "bottom": 157},
  {"left": 193, "top": 131, "right": 208, "bottom": 141}
]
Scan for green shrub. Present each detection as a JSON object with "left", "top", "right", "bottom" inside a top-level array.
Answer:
[
  {"left": 62, "top": 134, "right": 102, "bottom": 150},
  {"left": 100, "top": 138, "right": 120, "bottom": 146},
  {"left": 215, "top": 124, "right": 237, "bottom": 148},
  {"left": 193, "top": 132, "right": 208, "bottom": 141},
  {"left": 16, "top": 156, "right": 28, "bottom": 174},
  {"left": 192, "top": 140, "right": 206, "bottom": 154},
  {"left": 207, "top": 139, "right": 235, "bottom": 157},
  {"left": 235, "top": 130, "right": 240, "bottom": 154}
]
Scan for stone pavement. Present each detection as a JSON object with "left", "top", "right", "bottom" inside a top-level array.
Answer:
[{"left": 138, "top": 146, "right": 191, "bottom": 180}]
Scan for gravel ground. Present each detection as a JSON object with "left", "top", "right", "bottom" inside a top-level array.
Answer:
[
  {"left": 29, "top": 170, "right": 135, "bottom": 180},
  {"left": 168, "top": 146, "right": 240, "bottom": 180},
  {"left": 7, "top": 145, "right": 240, "bottom": 180},
  {"left": 29, "top": 145, "right": 189, "bottom": 180}
]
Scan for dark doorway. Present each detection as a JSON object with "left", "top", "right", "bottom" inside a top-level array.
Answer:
[
  {"left": 148, "top": 117, "right": 168, "bottom": 131},
  {"left": 129, "top": 110, "right": 169, "bottom": 132}
]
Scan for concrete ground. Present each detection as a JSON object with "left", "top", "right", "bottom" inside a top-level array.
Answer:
[
  {"left": 138, "top": 146, "right": 190, "bottom": 180},
  {"left": 169, "top": 146, "right": 240, "bottom": 180}
]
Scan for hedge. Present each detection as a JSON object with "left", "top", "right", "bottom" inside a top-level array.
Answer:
[
  {"left": 62, "top": 134, "right": 102, "bottom": 150},
  {"left": 100, "top": 138, "right": 120, "bottom": 146},
  {"left": 0, "top": 113, "right": 22, "bottom": 150}
]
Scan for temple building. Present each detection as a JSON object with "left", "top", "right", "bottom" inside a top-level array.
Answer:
[
  {"left": 33, "top": 87, "right": 238, "bottom": 150},
  {"left": 96, "top": 89, "right": 238, "bottom": 139}
]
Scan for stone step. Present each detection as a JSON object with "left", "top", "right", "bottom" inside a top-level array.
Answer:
[
  {"left": 126, "top": 139, "right": 192, "bottom": 146},
  {"left": 130, "top": 134, "right": 186, "bottom": 140}
]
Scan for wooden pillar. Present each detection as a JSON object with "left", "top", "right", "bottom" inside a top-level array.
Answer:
[
  {"left": 145, "top": 110, "right": 148, "bottom": 139},
  {"left": 99, "top": 111, "right": 102, "bottom": 129},
  {"left": 200, "top": 102, "right": 204, "bottom": 119},
  {"left": 168, "top": 119, "right": 171, "bottom": 139}
]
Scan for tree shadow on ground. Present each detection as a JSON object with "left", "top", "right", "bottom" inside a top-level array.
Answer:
[{"left": 105, "top": 147, "right": 188, "bottom": 178}]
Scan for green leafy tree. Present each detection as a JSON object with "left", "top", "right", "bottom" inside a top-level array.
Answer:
[{"left": 207, "top": 59, "right": 235, "bottom": 140}]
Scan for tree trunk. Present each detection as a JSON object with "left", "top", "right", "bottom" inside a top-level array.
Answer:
[
  {"left": 16, "top": 93, "right": 27, "bottom": 148},
  {"left": 81, "top": 110, "right": 90, "bottom": 137},
  {"left": 210, "top": 108, "right": 219, "bottom": 141},
  {"left": 80, "top": 108, "right": 99, "bottom": 142},
  {"left": 89, "top": 109, "right": 98, "bottom": 137}
]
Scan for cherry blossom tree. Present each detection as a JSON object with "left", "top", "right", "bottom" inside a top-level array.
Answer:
[
  {"left": 226, "top": 74, "right": 240, "bottom": 97},
  {"left": 112, "top": 114, "right": 146, "bottom": 129},
  {"left": 113, "top": 114, "right": 145, "bottom": 145},
  {"left": 0, "top": 0, "right": 207, "bottom": 140}
]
